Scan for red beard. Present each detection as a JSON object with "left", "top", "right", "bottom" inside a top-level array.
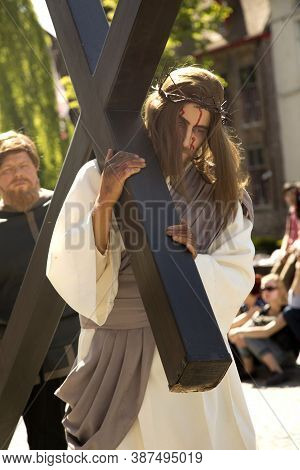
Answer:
[{"left": 4, "top": 180, "right": 40, "bottom": 212}]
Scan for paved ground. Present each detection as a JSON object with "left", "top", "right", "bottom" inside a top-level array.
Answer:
[
  {"left": 242, "top": 361, "right": 300, "bottom": 450},
  {"left": 7, "top": 362, "right": 300, "bottom": 451}
]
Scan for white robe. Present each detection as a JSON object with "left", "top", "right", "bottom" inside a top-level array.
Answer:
[{"left": 46, "top": 159, "right": 256, "bottom": 450}]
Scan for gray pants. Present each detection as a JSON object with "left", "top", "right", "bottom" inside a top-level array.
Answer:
[{"left": 238, "top": 337, "right": 297, "bottom": 367}]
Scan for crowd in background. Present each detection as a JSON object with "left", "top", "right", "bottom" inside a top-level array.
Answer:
[{"left": 229, "top": 183, "right": 300, "bottom": 386}]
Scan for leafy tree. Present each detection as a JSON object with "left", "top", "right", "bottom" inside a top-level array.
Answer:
[
  {"left": 103, "top": 0, "right": 231, "bottom": 68},
  {"left": 0, "top": 0, "right": 67, "bottom": 188},
  {"left": 63, "top": 1, "right": 231, "bottom": 115}
]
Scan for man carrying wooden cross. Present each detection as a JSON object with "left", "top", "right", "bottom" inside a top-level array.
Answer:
[{"left": 46, "top": 66, "right": 256, "bottom": 450}]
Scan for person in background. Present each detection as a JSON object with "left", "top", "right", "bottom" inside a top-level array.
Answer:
[
  {"left": 232, "top": 274, "right": 264, "bottom": 326},
  {"left": 271, "top": 182, "right": 300, "bottom": 289},
  {"left": 228, "top": 274, "right": 264, "bottom": 379},
  {"left": 0, "top": 130, "right": 80, "bottom": 449},
  {"left": 229, "top": 266, "right": 300, "bottom": 386}
]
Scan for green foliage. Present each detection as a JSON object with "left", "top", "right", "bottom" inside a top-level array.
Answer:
[
  {"left": 102, "top": 0, "right": 231, "bottom": 70},
  {"left": 102, "top": 0, "right": 117, "bottom": 21},
  {"left": 167, "top": 1, "right": 231, "bottom": 49},
  {"left": 0, "top": 0, "right": 68, "bottom": 188},
  {"left": 60, "top": 75, "right": 79, "bottom": 110},
  {"left": 252, "top": 236, "right": 281, "bottom": 255}
]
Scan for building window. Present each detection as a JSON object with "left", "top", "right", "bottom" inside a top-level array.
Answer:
[
  {"left": 247, "top": 147, "right": 272, "bottom": 206},
  {"left": 239, "top": 66, "right": 262, "bottom": 124}
]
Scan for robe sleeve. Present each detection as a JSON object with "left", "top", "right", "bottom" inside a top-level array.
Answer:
[
  {"left": 46, "top": 160, "right": 123, "bottom": 326},
  {"left": 194, "top": 202, "right": 255, "bottom": 336}
]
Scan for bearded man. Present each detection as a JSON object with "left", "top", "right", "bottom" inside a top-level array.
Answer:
[
  {"left": 47, "top": 67, "right": 256, "bottom": 450},
  {"left": 0, "top": 131, "right": 80, "bottom": 449}
]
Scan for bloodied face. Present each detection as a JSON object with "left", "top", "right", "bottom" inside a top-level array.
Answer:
[{"left": 178, "top": 102, "right": 210, "bottom": 163}]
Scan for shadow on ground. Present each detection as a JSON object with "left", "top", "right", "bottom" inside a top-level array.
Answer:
[{"left": 241, "top": 364, "right": 300, "bottom": 389}]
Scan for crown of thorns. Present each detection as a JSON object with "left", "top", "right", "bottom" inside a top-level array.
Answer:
[{"left": 152, "top": 72, "right": 228, "bottom": 124}]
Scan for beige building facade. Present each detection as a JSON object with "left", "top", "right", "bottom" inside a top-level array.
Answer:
[
  {"left": 195, "top": 0, "right": 291, "bottom": 238},
  {"left": 269, "top": 0, "right": 300, "bottom": 183}
]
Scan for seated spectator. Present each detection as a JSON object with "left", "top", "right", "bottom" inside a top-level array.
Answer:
[
  {"left": 228, "top": 275, "right": 264, "bottom": 378},
  {"left": 232, "top": 274, "right": 264, "bottom": 327},
  {"left": 228, "top": 265, "right": 300, "bottom": 386}
]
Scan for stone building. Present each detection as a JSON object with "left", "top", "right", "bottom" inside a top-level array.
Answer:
[
  {"left": 269, "top": 0, "right": 300, "bottom": 185},
  {"left": 195, "top": 0, "right": 287, "bottom": 238}
]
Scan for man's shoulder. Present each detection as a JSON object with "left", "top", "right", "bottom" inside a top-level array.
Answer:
[
  {"left": 283, "top": 304, "right": 300, "bottom": 319},
  {"left": 39, "top": 188, "right": 53, "bottom": 199}
]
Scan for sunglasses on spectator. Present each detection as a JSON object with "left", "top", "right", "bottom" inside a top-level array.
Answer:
[{"left": 261, "top": 286, "right": 278, "bottom": 292}]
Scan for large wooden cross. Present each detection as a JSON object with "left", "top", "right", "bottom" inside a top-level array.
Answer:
[{"left": 0, "top": 0, "right": 231, "bottom": 449}]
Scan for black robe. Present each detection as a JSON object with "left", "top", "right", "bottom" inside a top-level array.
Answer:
[{"left": 0, "top": 189, "right": 79, "bottom": 383}]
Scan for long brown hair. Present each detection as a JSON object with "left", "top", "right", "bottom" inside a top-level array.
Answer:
[{"left": 144, "top": 66, "right": 248, "bottom": 227}]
